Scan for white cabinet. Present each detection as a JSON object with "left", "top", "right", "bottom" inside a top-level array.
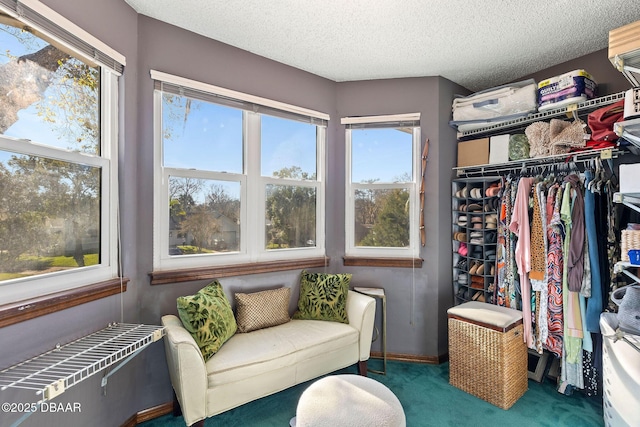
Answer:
[{"left": 600, "top": 313, "right": 640, "bottom": 427}]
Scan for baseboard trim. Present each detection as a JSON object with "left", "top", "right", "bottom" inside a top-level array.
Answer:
[
  {"left": 120, "top": 402, "right": 174, "bottom": 427},
  {"left": 370, "top": 351, "right": 448, "bottom": 364}
]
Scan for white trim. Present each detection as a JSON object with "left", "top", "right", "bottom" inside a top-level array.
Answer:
[
  {"left": 18, "top": 0, "right": 125, "bottom": 66},
  {"left": 340, "top": 113, "right": 420, "bottom": 125},
  {"left": 152, "top": 89, "right": 327, "bottom": 271},
  {"left": 0, "top": 68, "right": 119, "bottom": 305},
  {"left": 344, "top": 125, "right": 421, "bottom": 258},
  {"left": 150, "top": 70, "right": 330, "bottom": 122}
]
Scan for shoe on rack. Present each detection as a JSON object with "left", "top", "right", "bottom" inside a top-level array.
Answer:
[
  {"left": 467, "top": 203, "right": 482, "bottom": 212},
  {"left": 469, "top": 261, "right": 480, "bottom": 275},
  {"left": 470, "top": 188, "right": 482, "bottom": 199},
  {"left": 476, "top": 263, "right": 485, "bottom": 275},
  {"left": 458, "top": 242, "right": 468, "bottom": 256},
  {"left": 485, "top": 182, "right": 502, "bottom": 197}
]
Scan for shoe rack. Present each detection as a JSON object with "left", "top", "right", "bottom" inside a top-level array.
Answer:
[{"left": 452, "top": 177, "right": 501, "bottom": 305}]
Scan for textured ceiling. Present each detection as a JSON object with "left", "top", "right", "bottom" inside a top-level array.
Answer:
[{"left": 124, "top": 0, "right": 640, "bottom": 92}]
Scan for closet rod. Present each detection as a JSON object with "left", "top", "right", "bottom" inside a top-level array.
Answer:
[{"left": 454, "top": 147, "right": 624, "bottom": 177}]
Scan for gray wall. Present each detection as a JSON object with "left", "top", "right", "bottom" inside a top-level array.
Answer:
[
  {"left": 0, "top": 1, "right": 633, "bottom": 426},
  {"left": 516, "top": 49, "right": 631, "bottom": 96},
  {"left": 0, "top": 1, "right": 142, "bottom": 426}
]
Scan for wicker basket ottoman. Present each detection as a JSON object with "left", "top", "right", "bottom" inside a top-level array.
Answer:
[{"left": 447, "top": 301, "right": 528, "bottom": 409}]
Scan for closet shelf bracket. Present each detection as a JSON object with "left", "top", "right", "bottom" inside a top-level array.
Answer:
[
  {"left": 0, "top": 323, "right": 164, "bottom": 427},
  {"left": 614, "top": 261, "right": 640, "bottom": 284},
  {"left": 615, "top": 118, "right": 640, "bottom": 150}
]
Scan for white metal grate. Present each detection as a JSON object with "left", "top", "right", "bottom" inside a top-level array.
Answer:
[
  {"left": 458, "top": 91, "right": 627, "bottom": 139},
  {"left": 0, "top": 323, "right": 164, "bottom": 401}
]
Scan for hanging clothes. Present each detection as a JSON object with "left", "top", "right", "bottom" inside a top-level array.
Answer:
[
  {"left": 531, "top": 182, "right": 549, "bottom": 354},
  {"left": 509, "top": 176, "right": 535, "bottom": 347},
  {"left": 465, "top": 158, "right": 620, "bottom": 396},
  {"left": 496, "top": 177, "right": 508, "bottom": 307},
  {"left": 560, "top": 178, "right": 584, "bottom": 391},
  {"left": 584, "top": 169, "right": 603, "bottom": 333},
  {"left": 545, "top": 183, "right": 564, "bottom": 358},
  {"left": 564, "top": 174, "right": 585, "bottom": 292}
]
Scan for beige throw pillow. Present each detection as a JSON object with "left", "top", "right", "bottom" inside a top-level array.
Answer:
[{"left": 235, "top": 287, "right": 291, "bottom": 333}]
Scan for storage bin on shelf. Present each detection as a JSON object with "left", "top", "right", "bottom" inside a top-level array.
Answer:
[
  {"left": 447, "top": 301, "right": 527, "bottom": 409},
  {"left": 621, "top": 229, "right": 640, "bottom": 262},
  {"left": 537, "top": 69, "right": 597, "bottom": 112}
]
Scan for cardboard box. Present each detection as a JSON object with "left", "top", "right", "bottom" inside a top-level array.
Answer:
[
  {"left": 457, "top": 138, "right": 489, "bottom": 167},
  {"left": 489, "top": 134, "right": 510, "bottom": 164},
  {"left": 620, "top": 163, "right": 640, "bottom": 195},
  {"left": 609, "top": 20, "right": 640, "bottom": 65}
]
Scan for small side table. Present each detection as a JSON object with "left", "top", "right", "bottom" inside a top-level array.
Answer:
[{"left": 354, "top": 287, "right": 387, "bottom": 375}]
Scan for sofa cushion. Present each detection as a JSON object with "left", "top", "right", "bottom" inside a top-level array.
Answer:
[
  {"left": 177, "top": 280, "right": 237, "bottom": 361},
  {"left": 293, "top": 270, "right": 351, "bottom": 323},
  {"left": 206, "top": 319, "right": 358, "bottom": 388},
  {"left": 235, "top": 287, "right": 291, "bottom": 333}
]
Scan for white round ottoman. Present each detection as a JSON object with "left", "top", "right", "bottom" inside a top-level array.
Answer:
[{"left": 294, "top": 374, "right": 405, "bottom": 427}]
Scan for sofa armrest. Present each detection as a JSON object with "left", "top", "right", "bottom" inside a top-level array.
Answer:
[
  {"left": 346, "top": 290, "right": 376, "bottom": 362},
  {"left": 161, "top": 315, "right": 208, "bottom": 426}
]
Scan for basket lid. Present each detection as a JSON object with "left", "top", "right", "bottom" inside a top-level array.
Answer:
[{"left": 448, "top": 301, "right": 522, "bottom": 330}]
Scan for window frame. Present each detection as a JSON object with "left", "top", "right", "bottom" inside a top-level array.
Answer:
[
  {"left": 0, "top": 1, "right": 122, "bottom": 305},
  {"left": 152, "top": 71, "right": 328, "bottom": 271},
  {"left": 343, "top": 114, "right": 421, "bottom": 259}
]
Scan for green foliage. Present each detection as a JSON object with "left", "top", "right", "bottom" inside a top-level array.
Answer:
[
  {"left": 265, "top": 166, "right": 316, "bottom": 249},
  {"left": 0, "top": 25, "right": 102, "bottom": 280},
  {"left": 359, "top": 189, "right": 410, "bottom": 247},
  {"left": 35, "top": 56, "right": 100, "bottom": 154},
  {"left": 0, "top": 155, "right": 100, "bottom": 277},
  {"left": 178, "top": 245, "right": 214, "bottom": 255}
]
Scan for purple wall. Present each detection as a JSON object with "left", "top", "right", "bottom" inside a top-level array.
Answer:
[
  {"left": 516, "top": 49, "right": 631, "bottom": 96},
  {"left": 0, "top": 2, "right": 633, "bottom": 425}
]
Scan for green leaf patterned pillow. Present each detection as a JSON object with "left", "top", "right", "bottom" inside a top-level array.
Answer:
[
  {"left": 177, "top": 280, "right": 237, "bottom": 361},
  {"left": 293, "top": 270, "right": 351, "bottom": 323}
]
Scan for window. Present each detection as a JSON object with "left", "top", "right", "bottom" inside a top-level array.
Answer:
[
  {"left": 152, "top": 71, "right": 327, "bottom": 270},
  {"left": 343, "top": 114, "right": 421, "bottom": 258},
  {"left": 0, "top": 2, "right": 124, "bottom": 305}
]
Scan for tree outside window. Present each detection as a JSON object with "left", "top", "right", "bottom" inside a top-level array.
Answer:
[{"left": 0, "top": 18, "right": 105, "bottom": 283}]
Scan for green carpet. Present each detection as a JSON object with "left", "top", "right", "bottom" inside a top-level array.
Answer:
[{"left": 141, "top": 360, "right": 603, "bottom": 427}]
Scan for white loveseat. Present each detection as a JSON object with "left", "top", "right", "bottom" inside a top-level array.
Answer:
[{"left": 162, "top": 290, "right": 376, "bottom": 426}]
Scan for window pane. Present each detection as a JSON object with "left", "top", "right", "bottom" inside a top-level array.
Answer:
[
  {"left": 0, "top": 22, "right": 100, "bottom": 154},
  {"left": 265, "top": 184, "right": 316, "bottom": 249},
  {"left": 261, "top": 115, "right": 317, "bottom": 179},
  {"left": 168, "top": 176, "right": 240, "bottom": 255},
  {"left": 354, "top": 188, "right": 410, "bottom": 248},
  {"left": 163, "top": 96, "right": 243, "bottom": 173},
  {"left": 351, "top": 128, "right": 412, "bottom": 183},
  {"left": 0, "top": 150, "right": 101, "bottom": 282}
]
